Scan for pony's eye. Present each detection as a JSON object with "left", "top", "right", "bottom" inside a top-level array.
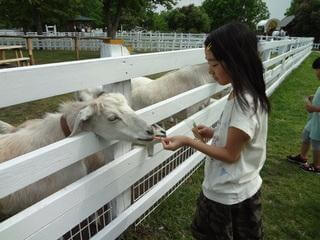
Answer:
[{"left": 107, "top": 114, "right": 119, "bottom": 122}]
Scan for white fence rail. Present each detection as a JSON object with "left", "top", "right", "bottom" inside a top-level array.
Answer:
[{"left": 0, "top": 36, "right": 313, "bottom": 240}]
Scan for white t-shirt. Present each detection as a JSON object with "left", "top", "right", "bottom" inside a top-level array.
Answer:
[{"left": 202, "top": 93, "right": 268, "bottom": 205}]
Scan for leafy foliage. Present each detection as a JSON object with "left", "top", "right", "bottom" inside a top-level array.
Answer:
[
  {"left": 285, "top": 0, "right": 320, "bottom": 41},
  {"left": 285, "top": 0, "right": 304, "bottom": 16},
  {"left": 165, "top": 4, "right": 211, "bottom": 33},
  {"left": 102, "top": 0, "right": 176, "bottom": 38},
  {"left": 202, "top": 0, "right": 269, "bottom": 30},
  {"left": 0, "top": 0, "right": 271, "bottom": 36},
  {"left": 78, "top": 0, "right": 104, "bottom": 27},
  {"left": 0, "top": 0, "right": 86, "bottom": 33}
]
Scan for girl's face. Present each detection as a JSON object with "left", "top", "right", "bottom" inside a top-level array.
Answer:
[{"left": 205, "top": 48, "right": 232, "bottom": 86}]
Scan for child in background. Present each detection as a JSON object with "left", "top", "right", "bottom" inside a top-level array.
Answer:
[{"left": 287, "top": 57, "right": 320, "bottom": 173}]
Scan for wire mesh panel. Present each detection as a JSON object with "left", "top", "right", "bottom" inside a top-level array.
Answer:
[
  {"left": 131, "top": 145, "right": 195, "bottom": 204},
  {"left": 59, "top": 203, "right": 113, "bottom": 240},
  {"left": 134, "top": 154, "right": 204, "bottom": 227},
  {"left": 130, "top": 144, "right": 205, "bottom": 228}
]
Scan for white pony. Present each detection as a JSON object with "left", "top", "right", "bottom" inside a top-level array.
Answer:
[
  {"left": 0, "top": 93, "right": 165, "bottom": 221},
  {"left": 131, "top": 63, "right": 216, "bottom": 117},
  {"left": 75, "top": 63, "right": 215, "bottom": 117},
  {"left": 74, "top": 77, "right": 154, "bottom": 102}
]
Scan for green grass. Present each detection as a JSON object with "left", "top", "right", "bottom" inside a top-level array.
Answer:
[
  {"left": 1, "top": 50, "right": 320, "bottom": 239},
  {"left": 4, "top": 49, "right": 100, "bottom": 65}
]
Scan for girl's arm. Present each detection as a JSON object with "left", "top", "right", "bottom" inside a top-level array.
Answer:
[{"left": 161, "top": 127, "right": 250, "bottom": 164}]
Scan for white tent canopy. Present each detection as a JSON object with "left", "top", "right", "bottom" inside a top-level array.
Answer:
[{"left": 257, "top": 18, "right": 281, "bottom": 34}]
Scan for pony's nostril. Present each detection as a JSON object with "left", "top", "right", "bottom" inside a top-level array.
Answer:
[{"left": 146, "top": 129, "right": 154, "bottom": 135}]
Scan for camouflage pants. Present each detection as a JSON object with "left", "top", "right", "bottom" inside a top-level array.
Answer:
[{"left": 191, "top": 189, "right": 263, "bottom": 240}]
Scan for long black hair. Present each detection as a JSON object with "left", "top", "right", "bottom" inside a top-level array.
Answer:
[{"left": 204, "top": 22, "right": 271, "bottom": 113}]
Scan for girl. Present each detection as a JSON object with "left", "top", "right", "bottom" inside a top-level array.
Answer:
[{"left": 158, "top": 22, "right": 270, "bottom": 239}]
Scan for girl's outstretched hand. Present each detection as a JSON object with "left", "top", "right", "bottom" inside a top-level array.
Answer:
[{"left": 156, "top": 136, "right": 190, "bottom": 151}]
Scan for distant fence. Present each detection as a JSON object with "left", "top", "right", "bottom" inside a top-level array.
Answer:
[
  {"left": 0, "top": 31, "right": 205, "bottom": 51},
  {"left": 0, "top": 30, "right": 318, "bottom": 52},
  {"left": 0, "top": 35, "right": 314, "bottom": 240},
  {"left": 313, "top": 43, "right": 320, "bottom": 50},
  {"left": 117, "top": 31, "right": 206, "bottom": 51}
]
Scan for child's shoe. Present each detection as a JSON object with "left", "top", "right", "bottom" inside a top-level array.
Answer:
[
  {"left": 300, "top": 163, "right": 320, "bottom": 174},
  {"left": 287, "top": 154, "right": 307, "bottom": 165}
]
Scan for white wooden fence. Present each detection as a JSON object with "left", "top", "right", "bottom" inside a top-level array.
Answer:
[
  {"left": 313, "top": 43, "right": 320, "bottom": 50},
  {"left": 0, "top": 31, "right": 206, "bottom": 51},
  {"left": 0, "top": 30, "right": 318, "bottom": 52},
  {"left": 0, "top": 36, "right": 313, "bottom": 240}
]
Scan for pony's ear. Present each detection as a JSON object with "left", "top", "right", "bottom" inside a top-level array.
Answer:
[{"left": 70, "top": 104, "right": 96, "bottom": 136}]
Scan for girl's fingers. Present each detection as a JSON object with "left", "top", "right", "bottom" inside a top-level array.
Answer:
[
  {"left": 197, "top": 125, "right": 206, "bottom": 130},
  {"left": 161, "top": 138, "right": 171, "bottom": 147}
]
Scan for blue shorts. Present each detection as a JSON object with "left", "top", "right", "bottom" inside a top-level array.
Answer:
[{"left": 302, "top": 129, "right": 320, "bottom": 151}]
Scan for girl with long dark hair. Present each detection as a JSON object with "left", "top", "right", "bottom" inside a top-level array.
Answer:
[{"left": 157, "top": 22, "right": 270, "bottom": 239}]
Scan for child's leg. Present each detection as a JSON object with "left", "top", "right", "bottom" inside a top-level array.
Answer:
[
  {"left": 310, "top": 140, "right": 320, "bottom": 167},
  {"left": 312, "top": 150, "right": 320, "bottom": 167},
  {"left": 300, "top": 142, "right": 310, "bottom": 159},
  {"left": 300, "top": 129, "right": 311, "bottom": 159},
  {"left": 232, "top": 189, "right": 263, "bottom": 240},
  {"left": 300, "top": 140, "right": 320, "bottom": 173},
  {"left": 191, "top": 192, "right": 233, "bottom": 240},
  {"left": 287, "top": 129, "right": 310, "bottom": 164}
]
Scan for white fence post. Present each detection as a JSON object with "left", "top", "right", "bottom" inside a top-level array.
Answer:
[{"left": 99, "top": 39, "right": 132, "bottom": 221}]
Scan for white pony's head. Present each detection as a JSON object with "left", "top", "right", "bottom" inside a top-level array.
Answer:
[{"left": 68, "top": 93, "right": 166, "bottom": 144}]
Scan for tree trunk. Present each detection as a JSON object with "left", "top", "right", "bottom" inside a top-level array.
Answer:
[
  {"left": 32, "top": 7, "right": 43, "bottom": 35},
  {"left": 107, "top": 22, "right": 114, "bottom": 38},
  {"left": 103, "top": 0, "right": 124, "bottom": 39},
  {"left": 104, "top": 0, "right": 112, "bottom": 37},
  {"left": 36, "top": 13, "right": 43, "bottom": 35}
]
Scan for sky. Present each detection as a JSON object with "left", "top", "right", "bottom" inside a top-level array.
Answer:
[{"left": 158, "top": 0, "right": 292, "bottom": 20}]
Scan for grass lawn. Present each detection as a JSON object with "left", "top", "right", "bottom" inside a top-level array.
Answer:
[{"left": 1, "top": 50, "right": 320, "bottom": 239}]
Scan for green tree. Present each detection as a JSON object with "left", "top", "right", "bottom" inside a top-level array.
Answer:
[
  {"left": 102, "top": 0, "right": 176, "bottom": 38},
  {"left": 166, "top": 4, "right": 211, "bottom": 33},
  {"left": 148, "top": 12, "right": 169, "bottom": 32},
  {"left": 78, "top": 0, "right": 104, "bottom": 27},
  {"left": 119, "top": 6, "right": 155, "bottom": 31},
  {"left": 0, "top": 0, "right": 84, "bottom": 34},
  {"left": 285, "top": 0, "right": 320, "bottom": 41},
  {"left": 202, "top": 0, "right": 269, "bottom": 30},
  {"left": 285, "top": 0, "right": 304, "bottom": 16}
]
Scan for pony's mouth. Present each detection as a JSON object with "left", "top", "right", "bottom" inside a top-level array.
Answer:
[
  {"left": 136, "top": 124, "right": 166, "bottom": 143},
  {"left": 137, "top": 138, "right": 153, "bottom": 142}
]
